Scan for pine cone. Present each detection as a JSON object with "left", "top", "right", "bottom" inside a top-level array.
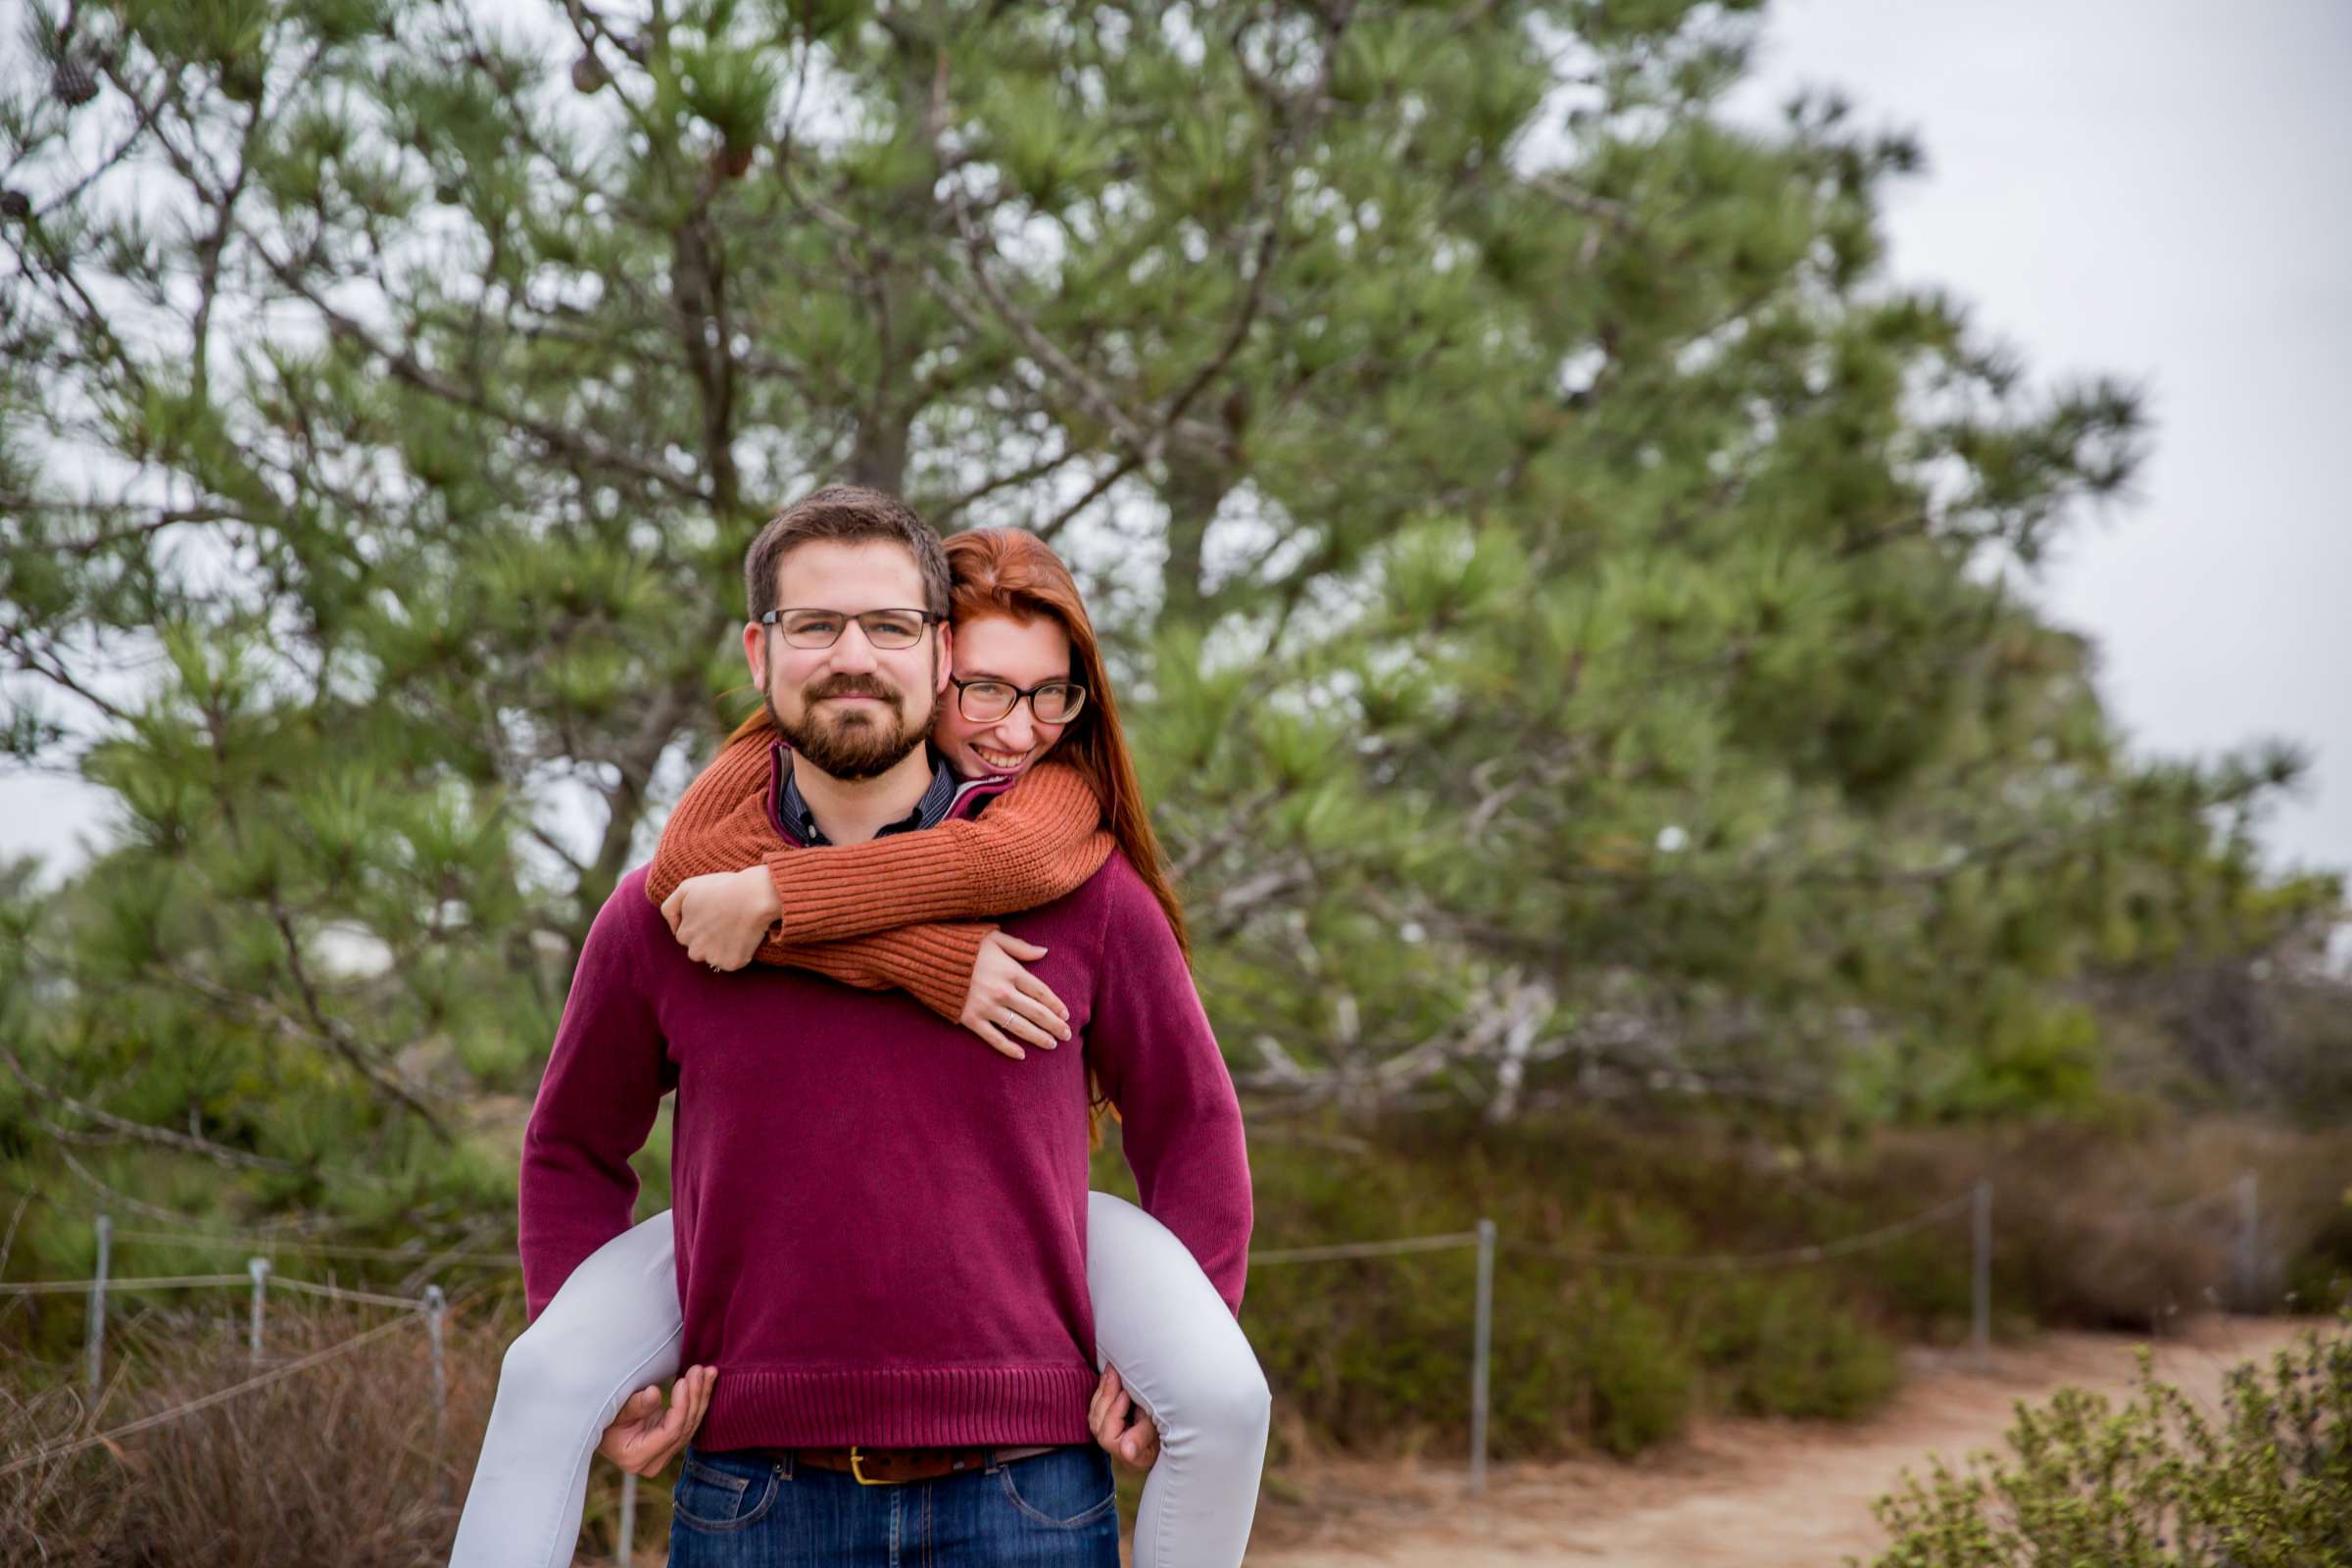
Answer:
[
  {"left": 1, "top": 190, "right": 30, "bottom": 221},
  {"left": 51, "top": 58, "right": 99, "bottom": 108}
]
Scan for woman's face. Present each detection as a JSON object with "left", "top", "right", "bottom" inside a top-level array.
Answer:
[{"left": 934, "top": 612, "right": 1076, "bottom": 780}]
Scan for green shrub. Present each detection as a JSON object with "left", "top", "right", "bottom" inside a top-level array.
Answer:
[
  {"left": 1864, "top": 1320, "right": 2352, "bottom": 1568},
  {"left": 2285, "top": 1188, "right": 2352, "bottom": 1313},
  {"left": 1181, "top": 1114, "right": 1922, "bottom": 1460},
  {"left": 1690, "top": 1272, "right": 1899, "bottom": 1420},
  {"left": 1563, "top": 1281, "right": 1695, "bottom": 1455},
  {"left": 1198, "top": 1113, "right": 2352, "bottom": 1463}
]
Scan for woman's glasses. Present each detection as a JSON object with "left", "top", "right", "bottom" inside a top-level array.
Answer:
[
  {"left": 952, "top": 675, "right": 1087, "bottom": 725},
  {"left": 760, "top": 608, "right": 942, "bottom": 649}
]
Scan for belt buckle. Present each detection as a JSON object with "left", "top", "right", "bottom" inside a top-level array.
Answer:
[{"left": 849, "top": 1446, "right": 895, "bottom": 1487}]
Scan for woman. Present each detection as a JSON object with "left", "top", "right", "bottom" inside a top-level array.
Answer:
[{"left": 450, "top": 528, "right": 1269, "bottom": 1568}]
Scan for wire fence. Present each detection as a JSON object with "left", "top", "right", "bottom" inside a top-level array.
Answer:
[
  {"left": 0, "top": 1204, "right": 459, "bottom": 1488},
  {"left": 1245, "top": 1170, "right": 2266, "bottom": 1494},
  {"left": 106, "top": 1228, "right": 522, "bottom": 1267},
  {"left": 1498, "top": 1190, "right": 1980, "bottom": 1270},
  {"left": 0, "top": 1166, "right": 2272, "bottom": 1525}
]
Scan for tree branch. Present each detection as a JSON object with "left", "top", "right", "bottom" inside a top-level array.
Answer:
[{"left": 0, "top": 1043, "right": 302, "bottom": 1173}]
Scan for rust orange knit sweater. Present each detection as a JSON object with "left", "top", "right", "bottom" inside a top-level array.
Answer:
[{"left": 645, "top": 726, "right": 1114, "bottom": 1020}]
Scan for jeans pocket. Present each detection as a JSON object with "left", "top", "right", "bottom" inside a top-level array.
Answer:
[
  {"left": 673, "top": 1455, "right": 780, "bottom": 1534},
  {"left": 996, "top": 1448, "right": 1116, "bottom": 1530}
]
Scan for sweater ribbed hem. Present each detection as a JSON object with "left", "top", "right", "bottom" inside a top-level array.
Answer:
[{"left": 697, "top": 1364, "right": 1099, "bottom": 1449}]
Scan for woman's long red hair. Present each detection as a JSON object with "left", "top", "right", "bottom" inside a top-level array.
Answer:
[
  {"left": 940, "top": 528, "right": 1189, "bottom": 956},
  {"left": 944, "top": 529, "right": 1181, "bottom": 1147}
]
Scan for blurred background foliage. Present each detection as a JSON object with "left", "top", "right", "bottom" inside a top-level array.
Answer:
[{"left": 2, "top": 0, "right": 2348, "bottom": 1482}]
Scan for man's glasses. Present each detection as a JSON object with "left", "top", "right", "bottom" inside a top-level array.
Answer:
[
  {"left": 759, "top": 608, "right": 942, "bottom": 650},
  {"left": 952, "top": 675, "right": 1087, "bottom": 725}
]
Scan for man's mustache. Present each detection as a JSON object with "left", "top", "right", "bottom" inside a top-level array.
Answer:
[{"left": 803, "top": 675, "right": 902, "bottom": 710}]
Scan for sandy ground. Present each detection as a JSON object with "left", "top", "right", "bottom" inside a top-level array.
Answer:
[{"left": 1243, "top": 1314, "right": 2327, "bottom": 1568}]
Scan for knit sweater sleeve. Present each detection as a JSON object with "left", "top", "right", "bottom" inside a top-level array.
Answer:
[
  {"left": 644, "top": 725, "right": 784, "bottom": 908},
  {"left": 760, "top": 760, "right": 1113, "bottom": 942},
  {"left": 647, "top": 737, "right": 1109, "bottom": 932},
  {"left": 519, "top": 871, "right": 672, "bottom": 1323},
  {"left": 645, "top": 729, "right": 1102, "bottom": 1018},
  {"left": 773, "top": 923, "right": 993, "bottom": 1023}
]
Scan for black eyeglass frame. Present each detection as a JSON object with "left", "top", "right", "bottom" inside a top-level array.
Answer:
[
  {"left": 757, "top": 607, "right": 945, "bottom": 649},
  {"left": 949, "top": 674, "right": 1089, "bottom": 725}
]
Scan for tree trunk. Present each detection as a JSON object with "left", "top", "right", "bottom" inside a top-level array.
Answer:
[{"left": 1159, "top": 445, "right": 1230, "bottom": 628}]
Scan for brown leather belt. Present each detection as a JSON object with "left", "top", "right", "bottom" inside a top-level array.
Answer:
[{"left": 731, "top": 1444, "right": 1064, "bottom": 1486}]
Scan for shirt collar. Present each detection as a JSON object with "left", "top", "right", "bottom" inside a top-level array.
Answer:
[{"left": 775, "top": 745, "right": 961, "bottom": 848}]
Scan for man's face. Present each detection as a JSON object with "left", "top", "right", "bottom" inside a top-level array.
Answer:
[{"left": 743, "top": 540, "right": 951, "bottom": 781}]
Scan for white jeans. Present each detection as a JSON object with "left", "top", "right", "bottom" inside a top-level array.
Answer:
[{"left": 450, "top": 1192, "right": 1270, "bottom": 1568}]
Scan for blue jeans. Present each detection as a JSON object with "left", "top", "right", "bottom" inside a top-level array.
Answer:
[{"left": 666, "top": 1443, "right": 1119, "bottom": 1567}]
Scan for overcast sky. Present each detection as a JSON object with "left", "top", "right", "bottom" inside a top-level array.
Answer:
[
  {"left": 5, "top": 0, "right": 2348, "bottom": 892},
  {"left": 1728, "top": 0, "right": 2352, "bottom": 882}
]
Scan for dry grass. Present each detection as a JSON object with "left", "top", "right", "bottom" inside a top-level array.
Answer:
[{"left": 0, "top": 1291, "right": 521, "bottom": 1567}]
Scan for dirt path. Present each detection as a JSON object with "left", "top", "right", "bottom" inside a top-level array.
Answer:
[{"left": 1245, "top": 1315, "right": 2327, "bottom": 1568}]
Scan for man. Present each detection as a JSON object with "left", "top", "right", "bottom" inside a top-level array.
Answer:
[{"left": 518, "top": 487, "right": 1251, "bottom": 1565}]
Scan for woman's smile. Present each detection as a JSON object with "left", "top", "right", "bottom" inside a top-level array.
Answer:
[{"left": 972, "top": 743, "right": 1035, "bottom": 773}]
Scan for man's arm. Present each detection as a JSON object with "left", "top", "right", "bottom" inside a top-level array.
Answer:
[
  {"left": 1084, "top": 859, "right": 1251, "bottom": 1314},
  {"left": 518, "top": 874, "right": 672, "bottom": 1321}
]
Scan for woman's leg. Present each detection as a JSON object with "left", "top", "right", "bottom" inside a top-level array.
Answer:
[
  {"left": 1085, "top": 1191, "right": 1272, "bottom": 1568},
  {"left": 449, "top": 1209, "right": 684, "bottom": 1568}
]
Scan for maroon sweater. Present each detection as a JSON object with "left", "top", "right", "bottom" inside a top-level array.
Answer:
[{"left": 517, "top": 849, "right": 1252, "bottom": 1449}]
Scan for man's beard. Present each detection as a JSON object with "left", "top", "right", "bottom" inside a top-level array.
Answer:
[{"left": 770, "top": 669, "right": 934, "bottom": 782}]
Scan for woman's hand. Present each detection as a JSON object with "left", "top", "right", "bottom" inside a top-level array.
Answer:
[
  {"left": 958, "top": 932, "right": 1070, "bottom": 1060},
  {"left": 660, "top": 866, "right": 780, "bottom": 971},
  {"left": 1088, "top": 1364, "right": 1160, "bottom": 1472}
]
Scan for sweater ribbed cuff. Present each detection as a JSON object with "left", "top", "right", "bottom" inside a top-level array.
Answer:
[
  {"left": 767, "top": 923, "right": 993, "bottom": 1023},
  {"left": 870, "top": 923, "right": 992, "bottom": 1021}
]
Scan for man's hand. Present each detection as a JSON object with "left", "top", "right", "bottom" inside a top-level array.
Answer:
[
  {"left": 596, "top": 1365, "right": 717, "bottom": 1478},
  {"left": 958, "top": 932, "right": 1070, "bottom": 1060},
  {"left": 1087, "top": 1364, "right": 1160, "bottom": 1472},
  {"left": 661, "top": 867, "right": 780, "bottom": 971}
]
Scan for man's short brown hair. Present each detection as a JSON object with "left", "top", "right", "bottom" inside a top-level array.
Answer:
[{"left": 743, "top": 485, "right": 952, "bottom": 622}]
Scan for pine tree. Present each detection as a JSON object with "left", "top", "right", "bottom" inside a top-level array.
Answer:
[{"left": 1, "top": 0, "right": 2335, "bottom": 1242}]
